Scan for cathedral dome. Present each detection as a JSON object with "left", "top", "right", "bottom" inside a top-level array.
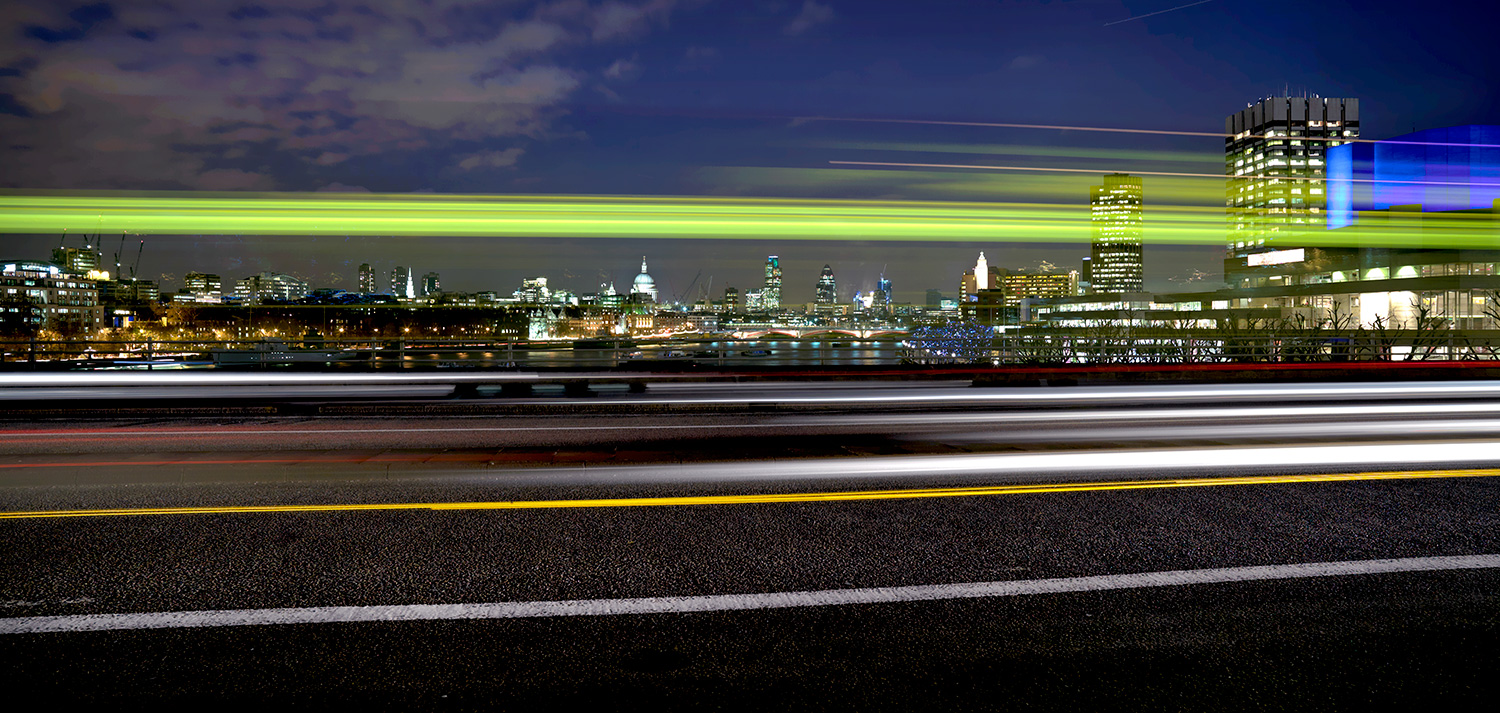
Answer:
[{"left": 630, "top": 256, "right": 658, "bottom": 300}]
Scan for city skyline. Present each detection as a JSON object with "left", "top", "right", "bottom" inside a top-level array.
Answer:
[{"left": 4, "top": 2, "right": 1496, "bottom": 303}]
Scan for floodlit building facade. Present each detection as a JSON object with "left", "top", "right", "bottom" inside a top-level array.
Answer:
[{"left": 631, "top": 257, "right": 658, "bottom": 303}]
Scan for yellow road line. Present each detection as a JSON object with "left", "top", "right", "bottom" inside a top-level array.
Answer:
[{"left": 2, "top": 469, "right": 1497, "bottom": 520}]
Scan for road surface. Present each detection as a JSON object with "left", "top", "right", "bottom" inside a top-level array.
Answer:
[{"left": 2, "top": 380, "right": 1497, "bottom": 707}]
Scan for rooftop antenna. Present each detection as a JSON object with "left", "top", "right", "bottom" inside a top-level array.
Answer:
[{"left": 58, "top": 228, "right": 68, "bottom": 248}]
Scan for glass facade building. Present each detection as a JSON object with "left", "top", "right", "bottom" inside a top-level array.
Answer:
[
  {"left": 1328, "top": 124, "right": 1500, "bottom": 229},
  {"left": 1089, "top": 173, "right": 1144, "bottom": 293},
  {"left": 763, "top": 255, "right": 781, "bottom": 310}
]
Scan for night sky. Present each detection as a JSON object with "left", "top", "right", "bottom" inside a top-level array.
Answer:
[{"left": 2, "top": 1, "right": 1495, "bottom": 302}]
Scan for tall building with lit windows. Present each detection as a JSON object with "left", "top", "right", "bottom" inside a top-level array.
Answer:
[
  {"left": 815, "top": 264, "right": 837, "bottom": 304},
  {"left": 1089, "top": 173, "right": 1144, "bottom": 293},
  {"left": 390, "top": 266, "right": 414, "bottom": 299},
  {"left": 357, "top": 263, "right": 375, "bottom": 294},
  {"left": 763, "top": 255, "right": 782, "bottom": 310},
  {"left": 1226, "top": 96, "right": 1360, "bottom": 257}
]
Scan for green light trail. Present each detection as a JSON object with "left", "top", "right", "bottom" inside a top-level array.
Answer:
[{"left": 0, "top": 192, "right": 1494, "bottom": 248}]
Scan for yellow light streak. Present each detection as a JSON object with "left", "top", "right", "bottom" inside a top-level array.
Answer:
[
  {"left": 1, "top": 191, "right": 1493, "bottom": 248},
  {"left": 2, "top": 468, "right": 1494, "bottom": 520}
]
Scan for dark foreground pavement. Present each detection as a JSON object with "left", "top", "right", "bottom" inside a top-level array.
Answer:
[
  {"left": 3, "top": 471, "right": 1499, "bottom": 709},
  {"left": 4, "top": 381, "right": 1500, "bottom": 708},
  {"left": 5, "top": 572, "right": 1497, "bottom": 710}
]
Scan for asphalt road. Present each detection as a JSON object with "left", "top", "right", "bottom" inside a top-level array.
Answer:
[{"left": 2, "top": 381, "right": 1499, "bottom": 707}]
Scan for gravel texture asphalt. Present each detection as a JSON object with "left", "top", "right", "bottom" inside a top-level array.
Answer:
[{"left": 2, "top": 383, "right": 1499, "bottom": 707}]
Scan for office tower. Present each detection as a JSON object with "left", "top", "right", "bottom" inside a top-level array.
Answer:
[
  {"left": 723, "top": 286, "right": 740, "bottom": 311},
  {"left": 390, "top": 266, "right": 414, "bottom": 298},
  {"left": 358, "top": 263, "right": 375, "bottom": 294},
  {"left": 1226, "top": 96, "right": 1359, "bottom": 256},
  {"left": 815, "top": 264, "right": 837, "bottom": 304},
  {"left": 183, "top": 272, "right": 222, "bottom": 297},
  {"left": 52, "top": 246, "right": 102, "bottom": 277},
  {"left": 764, "top": 256, "right": 782, "bottom": 309},
  {"left": 515, "top": 277, "right": 550, "bottom": 303},
  {"left": 421, "top": 272, "right": 440, "bottom": 296},
  {"left": 1089, "top": 173, "right": 1144, "bottom": 293},
  {"left": 925, "top": 288, "right": 944, "bottom": 308},
  {"left": 234, "top": 272, "right": 309, "bottom": 303},
  {"left": 999, "top": 271, "right": 1079, "bottom": 306},
  {"left": 1079, "top": 256, "right": 1092, "bottom": 293},
  {"left": 877, "top": 275, "right": 892, "bottom": 309},
  {"left": 631, "top": 256, "right": 658, "bottom": 302}
]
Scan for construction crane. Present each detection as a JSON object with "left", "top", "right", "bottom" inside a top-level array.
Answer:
[
  {"left": 131, "top": 237, "right": 145, "bottom": 279},
  {"left": 114, "top": 232, "right": 127, "bottom": 279},
  {"left": 676, "top": 270, "right": 702, "bottom": 304}
]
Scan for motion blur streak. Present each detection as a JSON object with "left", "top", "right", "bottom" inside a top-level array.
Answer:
[
  {"left": 9, "top": 376, "right": 1500, "bottom": 402},
  {"left": 830, "top": 159, "right": 1495, "bottom": 186},
  {"left": 798, "top": 116, "right": 1500, "bottom": 146},
  {"left": 3, "top": 469, "right": 1496, "bottom": 520},
  {"left": 2, "top": 403, "right": 1499, "bottom": 438},
  {"left": 5, "top": 555, "right": 1497, "bottom": 634},
  {"left": 0, "top": 193, "right": 1492, "bottom": 248}
]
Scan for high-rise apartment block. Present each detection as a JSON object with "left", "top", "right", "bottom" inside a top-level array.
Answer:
[
  {"left": 1226, "top": 96, "right": 1359, "bottom": 256},
  {"left": 1089, "top": 174, "right": 1144, "bottom": 293},
  {"left": 358, "top": 263, "right": 375, "bottom": 294},
  {"left": 815, "top": 264, "right": 837, "bottom": 304},
  {"left": 763, "top": 256, "right": 782, "bottom": 310}
]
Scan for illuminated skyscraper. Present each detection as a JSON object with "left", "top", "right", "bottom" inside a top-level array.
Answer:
[
  {"left": 358, "top": 263, "right": 375, "bottom": 294},
  {"left": 391, "top": 266, "right": 414, "bottom": 298},
  {"left": 815, "top": 264, "right": 837, "bottom": 304},
  {"left": 1226, "top": 96, "right": 1359, "bottom": 256},
  {"left": 723, "top": 286, "right": 740, "bottom": 312},
  {"left": 421, "top": 272, "right": 440, "bottom": 296},
  {"left": 1089, "top": 174, "right": 1144, "bottom": 293},
  {"left": 763, "top": 255, "right": 781, "bottom": 309}
]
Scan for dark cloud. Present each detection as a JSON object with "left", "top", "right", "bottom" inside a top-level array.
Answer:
[{"left": 0, "top": 0, "right": 697, "bottom": 191}]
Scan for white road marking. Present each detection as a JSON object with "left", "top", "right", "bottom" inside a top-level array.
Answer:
[{"left": 3, "top": 554, "right": 1495, "bottom": 634}]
